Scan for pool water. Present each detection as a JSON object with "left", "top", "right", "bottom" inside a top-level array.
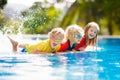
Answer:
[{"left": 0, "top": 37, "right": 120, "bottom": 80}]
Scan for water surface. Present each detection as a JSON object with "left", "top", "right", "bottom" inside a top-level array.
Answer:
[{"left": 0, "top": 37, "right": 120, "bottom": 80}]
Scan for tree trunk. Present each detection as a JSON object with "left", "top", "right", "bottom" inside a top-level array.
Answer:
[
  {"left": 60, "top": 1, "right": 80, "bottom": 29},
  {"left": 107, "top": 19, "right": 113, "bottom": 35}
]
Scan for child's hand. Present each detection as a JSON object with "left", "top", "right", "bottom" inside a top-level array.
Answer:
[
  {"left": 72, "top": 49, "right": 77, "bottom": 52},
  {"left": 78, "top": 47, "right": 85, "bottom": 51}
]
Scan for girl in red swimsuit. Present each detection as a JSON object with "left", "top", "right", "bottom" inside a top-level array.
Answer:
[{"left": 74, "top": 22, "right": 100, "bottom": 51}]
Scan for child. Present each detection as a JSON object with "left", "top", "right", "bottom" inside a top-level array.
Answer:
[
  {"left": 74, "top": 22, "right": 100, "bottom": 51},
  {"left": 8, "top": 27, "right": 65, "bottom": 54},
  {"left": 57, "top": 24, "right": 84, "bottom": 52}
]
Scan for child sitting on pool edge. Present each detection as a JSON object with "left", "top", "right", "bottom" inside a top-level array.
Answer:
[
  {"left": 73, "top": 22, "right": 100, "bottom": 51},
  {"left": 8, "top": 27, "right": 65, "bottom": 54},
  {"left": 57, "top": 24, "right": 84, "bottom": 52}
]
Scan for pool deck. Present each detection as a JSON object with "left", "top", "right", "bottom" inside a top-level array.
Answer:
[
  {"left": 22, "top": 34, "right": 120, "bottom": 39},
  {"left": 4, "top": 34, "right": 120, "bottom": 39},
  {"left": 98, "top": 35, "right": 120, "bottom": 38}
]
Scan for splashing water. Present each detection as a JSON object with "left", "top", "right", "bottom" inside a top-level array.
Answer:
[{"left": 0, "top": 33, "right": 13, "bottom": 54}]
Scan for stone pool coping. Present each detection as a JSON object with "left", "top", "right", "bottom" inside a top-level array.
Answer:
[
  {"left": 98, "top": 35, "right": 120, "bottom": 38},
  {"left": 22, "top": 35, "right": 120, "bottom": 39},
  {"left": 5, "top": 34, "right": 120, "bottom": 39}
]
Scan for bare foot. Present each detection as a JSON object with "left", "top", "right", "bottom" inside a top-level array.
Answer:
[{"left": 8, "top": 36, "right": 18, "bottom": 52}]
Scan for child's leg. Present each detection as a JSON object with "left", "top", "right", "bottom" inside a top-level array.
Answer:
[
  {"left": 8, "top": 36, "right": 18, "bottom": 52},
  {"left": 8, "top": 36, "right": 28, "bottom": 52}
]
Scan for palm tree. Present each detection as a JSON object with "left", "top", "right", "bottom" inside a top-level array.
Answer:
[{"left": 0, "top": 0, "right": 7, "bottom": 9}]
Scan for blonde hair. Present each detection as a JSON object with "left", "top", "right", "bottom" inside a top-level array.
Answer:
[
  {"left": 65, "top": 24, "right": 84, "bottom": 40},
  {"left": 84, "top": 22, "right": 100, "bottom": 46},
  {"left": 48, "top": 27, "right": 65, "bottom": 38}
]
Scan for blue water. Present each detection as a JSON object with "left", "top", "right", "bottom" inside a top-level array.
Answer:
[{"left": 0, "top": 37, "right": 120, "bottom": 80}]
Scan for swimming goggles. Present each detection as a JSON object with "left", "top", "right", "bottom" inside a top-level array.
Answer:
[{"left": 75, "top": 34, "right": 82, "bottom": 39}]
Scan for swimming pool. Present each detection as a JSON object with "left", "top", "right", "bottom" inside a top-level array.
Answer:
[{"left": 0, "top": 37, "right": 120, "bottom": 80}]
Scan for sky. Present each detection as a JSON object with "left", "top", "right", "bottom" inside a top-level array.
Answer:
[
  {"left": 8, "top": 0, "right": 43, "bottom": 7},
  {"left": 4, "top": 0, "right": 43, "bottom": 19},
  {"left": 4, "top": 0, "right": 75, "bottom": 19},
  {"left": 8, "top": 0, "right": 75, "bottom": 7}
]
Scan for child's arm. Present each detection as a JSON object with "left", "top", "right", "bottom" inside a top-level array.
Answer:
[
  {"left": 74, "top": 37, "right": 85, "bottom": 50},
  {"left": 77, "top": 47, "right": 85, "bottom": 51}
]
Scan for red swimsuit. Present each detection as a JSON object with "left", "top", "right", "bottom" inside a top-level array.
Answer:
[
  {"left": 74, "top": 37, "right": 87, "bottom": 51},
  {"left": 57, "top": 40, "right": 76, "bottom": 52}
]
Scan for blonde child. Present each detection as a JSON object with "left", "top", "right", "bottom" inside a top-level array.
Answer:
[
  {"left": 74, "top": 22, "right": 100, "bottom": 51},
  {"left": 57, "top": 24, "right": 84, "bottom": 52},
  {"left": 8, "top": 28, "right": 65, "bottom": 54}
]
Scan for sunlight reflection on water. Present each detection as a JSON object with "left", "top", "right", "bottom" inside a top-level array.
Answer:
[{"left": 0, "top": 54, "right": 69, "bottom": 80}]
